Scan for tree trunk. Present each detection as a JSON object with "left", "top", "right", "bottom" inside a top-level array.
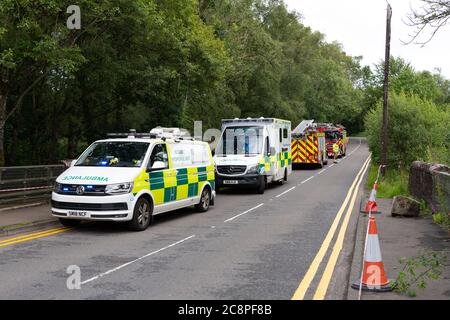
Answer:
[
  {"left": 9, "top": 120, "right": 19, "bottom": 165},
  {"left": 48, "top": 101, "right": 60, "bottom": 164},
  {"left": 0, "top": 92, "right": 7, "bottom": 167},
  {"left": 67, "top": 116, "right": 77, "bottom": 158}
]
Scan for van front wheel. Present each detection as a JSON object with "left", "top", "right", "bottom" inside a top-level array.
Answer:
[
  {"left": 257, "top": 176, "right": 266, "bottom": 194},
  {"left": 195, "top": 187, "right": 211, "bottom": 212},
  {"left": 128, "top": 197, "right": 153, "bottom": 231}
]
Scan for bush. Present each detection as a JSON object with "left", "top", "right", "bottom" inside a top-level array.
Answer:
[{"left": 365, "top": 92, "right": 450, "bottom": 168}]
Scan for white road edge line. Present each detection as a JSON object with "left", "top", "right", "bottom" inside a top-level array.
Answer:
[
  {"left": 80, "top": 235, "right": 196, "bottom": 285},
  {"left": 224, "top": 203, "right": 264, "bottom": 223},
  {"left": 328, "top": 164, "right": 335, "bottom": 168},
  {"left": 301, "top": 176, "right": 314, "bottom": 184},
  {"left": 317, "top": 169, "right": 326, "bottom": 175},
  {"left": 348, "top": 139, "right": 362, "bottom": 156},
  {"left": 275, "top": 186, "right": 296, "bottom": 198}
]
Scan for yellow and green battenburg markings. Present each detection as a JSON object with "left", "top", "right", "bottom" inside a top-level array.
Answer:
[
  {"left": 258, "top": 151, "right": 292, "bottom": 173},
  {"left": 132, "top": 165, "right": 215, "bottom": 205}
]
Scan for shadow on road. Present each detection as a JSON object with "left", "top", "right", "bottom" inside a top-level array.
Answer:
[{"left": 65, "top": 206, "right": 200, "bottom": 234}]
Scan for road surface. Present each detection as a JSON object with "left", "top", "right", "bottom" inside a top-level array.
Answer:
[{"left": 0, "top": 138, "right": 370, "bottom": 300}]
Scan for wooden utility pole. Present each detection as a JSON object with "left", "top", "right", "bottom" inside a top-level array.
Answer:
[{"left": 381, "top": 3, "right": 392, "bottom": 175}]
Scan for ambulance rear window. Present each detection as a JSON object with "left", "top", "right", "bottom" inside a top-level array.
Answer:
[{"left": 75, "top": 142, "right": 149, "bottom": 167}]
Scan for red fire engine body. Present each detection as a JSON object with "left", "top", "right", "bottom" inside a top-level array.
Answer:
[{"left": 316, "top": 123, "right": 349, "bottom": 158}]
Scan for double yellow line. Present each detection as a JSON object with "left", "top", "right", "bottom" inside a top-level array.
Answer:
[
  {"left": 0, "top": 226, "right": 71, "bottom": 248},
  {"left": 292, "top": 155, "right": 371, "bottom": 300}
]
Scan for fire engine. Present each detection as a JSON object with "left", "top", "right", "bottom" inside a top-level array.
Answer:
[
  {"left": 291, "top": 120, "right": 328, "bottom": 168},
  {"left": 316, "top": 123, "right": 349, "bottom": 158}
]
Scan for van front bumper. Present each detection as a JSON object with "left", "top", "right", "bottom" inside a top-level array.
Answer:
[
  {"left": 51, "top": 192, "right": 135, "bottom": 222},
  {"left": 215, "top": 173, "right": 263, "bottom": 187}
]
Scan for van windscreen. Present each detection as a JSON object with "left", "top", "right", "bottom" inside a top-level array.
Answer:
[
  {"left": 75, "top": 142, "right": 150, "bottom": 167},
  {"left": 216, "top": 126, "right": 264, "bottom": 156}
]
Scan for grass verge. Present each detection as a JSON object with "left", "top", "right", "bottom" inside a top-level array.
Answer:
[
  {"left": 366, "top": 164, "right": 409, "bottom": 199},
  {"left": 350, "top": 131, "right": 366, "bottom": 137}
]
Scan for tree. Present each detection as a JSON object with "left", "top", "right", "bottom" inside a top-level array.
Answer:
[
  {"left": 4, "top": 0, "right": 433, "bottom": 166},
  {"left": 1, "top": 0, "right": 232, "bottom": 165},
  {"left": 404, "top": 0, "right": 450, "bottom": 45},
  {"left": 365, "top": 92, "right": 449, "bottom": 167},
  {"left": 0, "top": 0, "right": 114, "bottom": 165}
]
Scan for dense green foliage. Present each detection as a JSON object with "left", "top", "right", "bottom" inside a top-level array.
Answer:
[
  {"left": 0, "top": 0, "right": 366, "bottom": 165},
  {"left": 0, "top": 0, "right": 448, "bottom": 166},
  {"left": 364, "top": 58, "right": 450, "bottom": 168},
  {"left": 365, "top": 92, "right": 449, "bottom": 167}
]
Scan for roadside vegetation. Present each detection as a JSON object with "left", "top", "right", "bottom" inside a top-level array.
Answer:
[
  {"left": 420, "top": 200, "right": 450, "bottom": 232},
  {"left": 364, "top": 56, "right": 449, "bottom": 201},
  {"left": 0, "top": 0, "right": 366, "bottom": 166},
  {"left": 393, "top": 249, "right": 446, "bottom": 298},
  {"left": 1, "top": 0, "right": 448, "bottom": 168},
  {"left": 349, "top": 132, "right": 366, "bottom": 138},
  {"left": 366, "top": 165, "right": 409, "bottom": 199}
]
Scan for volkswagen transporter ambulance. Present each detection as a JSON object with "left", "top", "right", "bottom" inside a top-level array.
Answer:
[{"left": 51, "top": 128, "right": 215, "bottom": 231}]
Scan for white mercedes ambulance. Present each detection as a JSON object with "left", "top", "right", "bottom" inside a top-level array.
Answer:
[
  {"left": 213, "top": 118, "right": 292, "bottom": 194},
  {"left": 51, "top": 128, "right": 215, "bottom": 231}
]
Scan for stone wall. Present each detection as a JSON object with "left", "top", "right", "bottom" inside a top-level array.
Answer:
[{"left": 409, "top": 161, "right": 450, "bottom": 213}]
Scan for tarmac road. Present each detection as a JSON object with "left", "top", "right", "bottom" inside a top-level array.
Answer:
[{"left": 0, "top": 138, "right": 370, "bottom": 300}]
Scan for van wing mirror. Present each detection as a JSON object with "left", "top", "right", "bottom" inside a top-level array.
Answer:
[
  {"left": 147, "top": 161, "right": 166, "bottom": 172},
  {"left": 268, "top": 147, "right": 276, "bottom": 157}
]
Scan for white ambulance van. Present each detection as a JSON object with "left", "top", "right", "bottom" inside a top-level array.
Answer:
[
  {"left": 213, "top": 118, "right": 292, "bottom": 194},
  {"left": 51, "top": 128, "right": 215, "bottom": 231}
]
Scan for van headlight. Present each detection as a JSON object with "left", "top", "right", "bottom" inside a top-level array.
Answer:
[
  {"left": 105, "top": 182, "right": 133, "bottom": 194},
  {"left": 247, "top": 165, "right": 260, "bottom": 174},
  {"left": 54, "top": 182, "right": 61, "bottom": 192}
]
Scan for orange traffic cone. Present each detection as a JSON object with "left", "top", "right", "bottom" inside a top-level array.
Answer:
[
  {"left": 352, "top": 216, "right": 392, "bottom": 292},
  {"left": 360, "top": 183, "right": 381, "bottom": 214}
]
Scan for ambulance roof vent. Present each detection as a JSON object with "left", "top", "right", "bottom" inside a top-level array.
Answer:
[{"left": 149, "top": 127, "right": 194, "bottom": 141}]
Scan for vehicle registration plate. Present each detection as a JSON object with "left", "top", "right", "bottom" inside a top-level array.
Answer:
[
  {"left": 223, "top": 180, "right": 239, "bottom": 185},
  {"left": 68, "top": 211, "right": 89, "bottom": 217}
]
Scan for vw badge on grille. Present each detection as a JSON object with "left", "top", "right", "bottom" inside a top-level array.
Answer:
[{"left": 76, "top": 185, "right": 85, "bottom": 195}]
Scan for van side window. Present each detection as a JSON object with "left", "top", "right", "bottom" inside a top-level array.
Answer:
[
  {"left": 191, "top": 144, "right": 210, "bottom": 166},
  {"left": 265, "top": 136, "right": 270, "bottom": 156},
  {"left": 149, "top": 144, "right": 169, "bottom": 169},
  {"left": 283, "top": 128, "right": 288, "bottom": 140},
  {"left": 279, "top": 128, "right": 282, "bottom": 143},
  {"left": 169, "top": 143, "right": 192, "bottom": 168}
]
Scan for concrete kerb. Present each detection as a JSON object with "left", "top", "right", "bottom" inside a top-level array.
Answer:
[
  {"left": 347, "top": 164, "right": 372, "bottom": 300},
  {"left": 0, "top": 218, "right": 60, "bottom": 238},
  {"left": 347, "top": 204, "right": 368, "bottom": 299}
]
